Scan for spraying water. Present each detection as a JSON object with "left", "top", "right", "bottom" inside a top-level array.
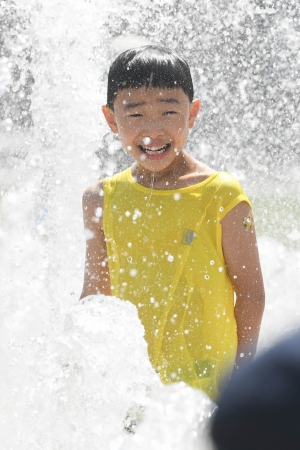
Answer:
[{"left": 1, "top": 0, "right": 300, "bottom": 448}]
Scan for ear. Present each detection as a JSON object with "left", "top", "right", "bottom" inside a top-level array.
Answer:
[
  {"left": 102, "top": 105, "right": 119, "bottom": 134},
  {"left": 188, "top": 99, "right": 201, "bottom": 129}
]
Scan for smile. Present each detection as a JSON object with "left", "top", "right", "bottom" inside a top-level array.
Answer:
[{"left": 138, "top": 143, "right": 171, "bottom": 155}]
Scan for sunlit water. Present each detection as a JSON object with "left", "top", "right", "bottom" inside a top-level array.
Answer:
[{"left": 1, "top": 0, "right": 300, "bottom": 449}]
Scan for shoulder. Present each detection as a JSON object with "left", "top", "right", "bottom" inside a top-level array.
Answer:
[
  {"left": 82, "top": 180, "right": 104, "bottom": 209},
  {"left": 211, "top": 171, "right": 247, "bottom": 198},
  {"left": 82, "top": 167, "right": 130, "bottom": 209},
  {"left": 204, "top": 171, "right": 251, "bottom": 219},
  {"left": 214, "top": 171, "right": 243, "bottom": 188},
  {"left": 191, "top": 162, "right": 239, "bottom": 188}
]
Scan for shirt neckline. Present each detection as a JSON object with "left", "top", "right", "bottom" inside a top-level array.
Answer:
[{"left": 125, "top": 167, "right": 221, "bottom": 195}]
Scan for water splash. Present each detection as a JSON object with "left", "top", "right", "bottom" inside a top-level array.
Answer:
[
  {"left": 1, "top": 0, "right": 300, "bottom": 448},
  {"left": 122, "top": 383, "right": 215, "bottom": 450},
  {"left": 1, "top": 295, "right": 161, "bottom": 450}
]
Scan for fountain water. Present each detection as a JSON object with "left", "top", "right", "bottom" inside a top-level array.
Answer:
[{"left": 1, "top": 0, "right": 300, "bottom": 448}]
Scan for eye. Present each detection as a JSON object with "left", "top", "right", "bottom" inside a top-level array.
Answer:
[
  {"left": 128, "top": 113, "right": 142, "bottom": 118},
  {"left": 163, "top": 111, "right": 177, "bottom": 116}
]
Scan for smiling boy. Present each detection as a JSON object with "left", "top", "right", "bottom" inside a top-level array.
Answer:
[{"left": 80, "top": 45, "right": 265, "bottom": 399}]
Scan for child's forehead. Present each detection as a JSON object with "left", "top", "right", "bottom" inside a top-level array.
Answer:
[{"left": 114, "top": 86, "right": 189, "bottom": 107}]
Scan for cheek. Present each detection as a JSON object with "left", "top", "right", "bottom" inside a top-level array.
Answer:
[
  {"left": 116, "top": 124, "right": 130, "bottom": 140},
  {"left": 119, "top": 118, "right": 137, "bottom": 130},
  {"left": 118, "top": 125, "right": 136, "bottom": 144},
  {"left": 172, "top": 115, "right": 188, "bottom": 129},
  {"left": 174, "top": 121, "right": 188, "bottom": 134}
]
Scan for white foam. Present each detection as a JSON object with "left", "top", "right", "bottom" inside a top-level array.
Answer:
[
  {"left": 122, "top": 383, "right": 215, "bottom": 450},
  {"left": 1, "top": 294, "right": 160, "bottom": 450},
  {"left": 257, "top": 236, "right": 300, "bottom": 350}
]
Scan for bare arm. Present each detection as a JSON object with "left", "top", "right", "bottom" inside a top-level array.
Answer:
[
  {"left": 221, "top": 202, "right": 265, "bottom": 370},
  {"left": 80, "top": 181, "right": 111, "bottom": 300}
]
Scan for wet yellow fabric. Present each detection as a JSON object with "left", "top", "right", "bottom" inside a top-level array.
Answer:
[{"left": 103, "top": 168, "right": 251, "bottom": 399}]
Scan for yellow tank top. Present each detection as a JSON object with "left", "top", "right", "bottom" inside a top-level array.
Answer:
[{"left": 103, "top": 168, "right": 251, "bottom": 399}]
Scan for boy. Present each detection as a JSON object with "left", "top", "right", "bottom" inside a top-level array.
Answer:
[{"left": 80, "top": 45, "right": 265, "bottom": 400}]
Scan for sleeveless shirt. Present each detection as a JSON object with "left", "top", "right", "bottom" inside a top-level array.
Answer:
[{"left": 103, "top": 168, "right": 251, "bottom": 399}]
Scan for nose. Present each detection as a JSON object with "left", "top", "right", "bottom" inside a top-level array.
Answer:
[{"left": 141, "top": 118, "right": 165, "bottom": 139}]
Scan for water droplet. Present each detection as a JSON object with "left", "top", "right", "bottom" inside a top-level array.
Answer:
[
  {"left": 210, "top": 260, "right": 215, "bottom": 265},
  {"left": 143, "top": 136, "right": 151, "bottom": 145},
  {"left": 218, "top": 267, "right": 224, "bottom": 272},
  {"left": 219, "top": 206, "right": 224, "bottom": 212},
  {"left": 129, "top": 269, "right": 137, "bottom": 277},
  {"left": 167, "top": 255, "right": 174, "bottom": 262},
  {"left": 174, "top": 193, "right": 181, "bottom": 201},
  {"left": 95, "top": 207, "right": 102, "bottom": 217},
  {"left": 220, "top": 149, "right": 231, "bottom": 159},
  {"left": 204, "top": 274, "right": 210, "bottom": 280},
  {"left": 125, "top": 211, "right": 131, "bottom": 217},
  {"left": 134, "top": 209, "right": 142, "bottom": 217}
]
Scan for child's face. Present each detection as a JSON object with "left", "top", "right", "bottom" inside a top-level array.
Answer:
[{"left": 102, "top": 87, "right": 200, "bottom": 173}]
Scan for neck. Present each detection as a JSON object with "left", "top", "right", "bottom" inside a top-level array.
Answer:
[{"left": 135, "top": 151, "right": 195, "bottom": 187}]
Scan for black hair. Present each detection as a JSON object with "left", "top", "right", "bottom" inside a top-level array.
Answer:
[{"left": 107, "top": 45, "right": 194, "bottom": 110}]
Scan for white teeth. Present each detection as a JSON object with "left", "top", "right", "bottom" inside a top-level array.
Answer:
[
  {"left": 144, "top": 148, "right": 165, "bottom": 154},
  {"left": 141, "top": 144, "right": 169, "bottom": 154}
]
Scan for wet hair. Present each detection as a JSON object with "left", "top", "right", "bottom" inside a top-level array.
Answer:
[{"left": 107, "top": 45, "right": 194, "bottom": 110}]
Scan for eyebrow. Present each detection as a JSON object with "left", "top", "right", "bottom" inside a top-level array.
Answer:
[
  {"left": 123, "top": 98, "right": 180, "bottom": 110},
  {"left": 123, "top": 101, "right": 146, "bottom": 110},
  {"left": 158, "top": 97, "right": 180, "bottom": 105}
]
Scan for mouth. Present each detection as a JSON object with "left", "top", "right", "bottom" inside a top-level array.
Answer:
[{"left": 138, "top": 143, "right": 171, "bottom": 155}]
